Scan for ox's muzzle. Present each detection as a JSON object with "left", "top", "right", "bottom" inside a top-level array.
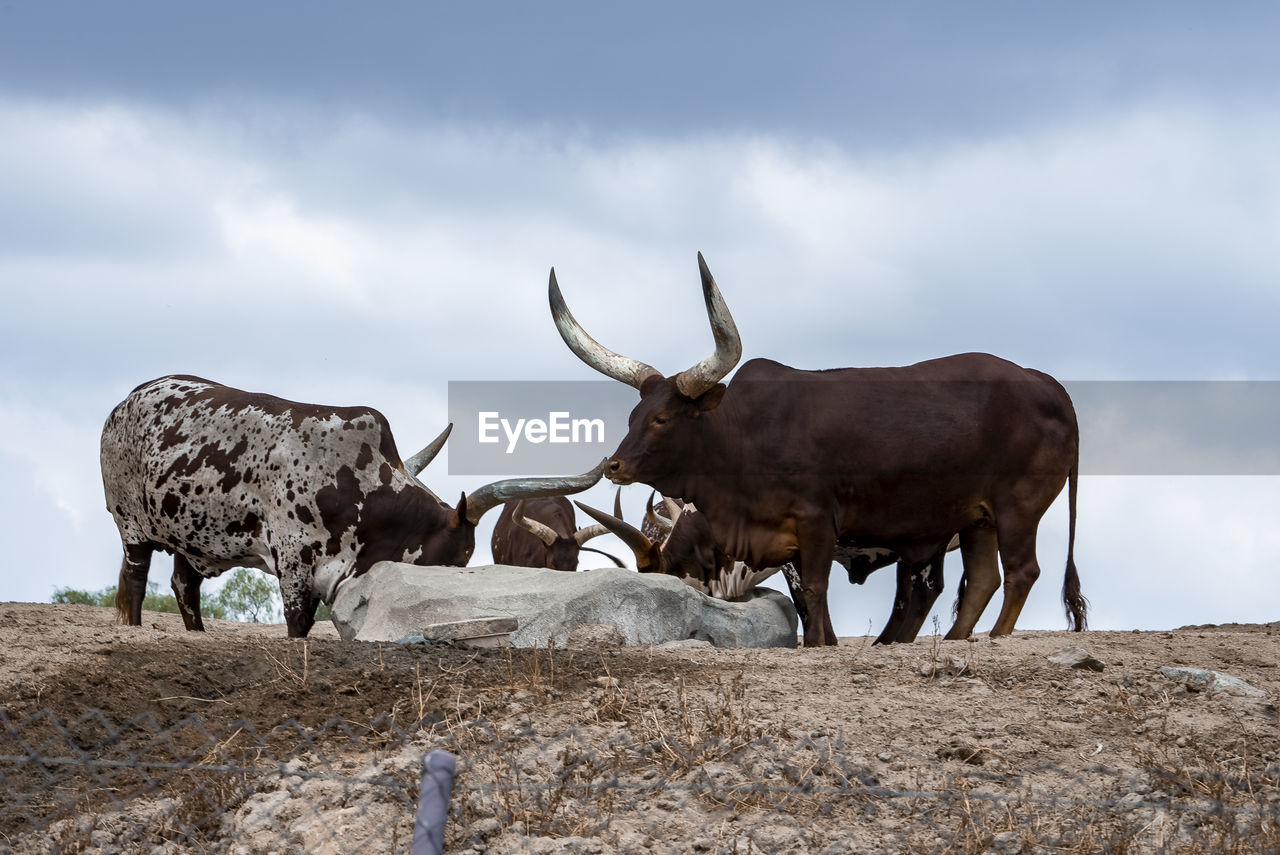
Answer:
[{"left": 604, "top": 457, "right": 635, "bottom": 485}]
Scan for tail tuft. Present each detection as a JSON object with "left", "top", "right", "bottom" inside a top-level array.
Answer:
[
  {"left": 952, "top": 572, "right": 968, "bottom": 622},
  {"left": 114, "top": 556, "right": 131, "bottom": 625},
  {"left": 1061, "top": 460, "right": 1088, "bottom": 631}
]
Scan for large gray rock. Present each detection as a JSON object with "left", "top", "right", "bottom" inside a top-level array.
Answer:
[{"left": 330, "top": 562, "right": 798, "bottom": 649}]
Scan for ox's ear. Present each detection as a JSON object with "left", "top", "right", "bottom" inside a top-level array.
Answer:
[
  {"left": 638, "top": 373, "right": 666, "bottom": 399},
  {"left": 450, "top": 493, "right": 468, "bottom": 529},
  {"left": 693, "top": 383, "right": 727, "bottom": 414}
]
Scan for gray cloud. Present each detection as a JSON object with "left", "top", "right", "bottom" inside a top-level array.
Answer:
[
  {"left": 4, "top": 3, "right": 1279, "bottom": 146},
  {"left": 3, "top": 93, "right": 1279, "bottom": 631}
]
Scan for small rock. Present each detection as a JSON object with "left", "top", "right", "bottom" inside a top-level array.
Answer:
[
  {"left": 593, "top": 676, "right": 620, "bottom": 690},
  {"left": 1118, "top": 792, "right": 1146, "bottom": 809},
  {"left": 392, "top": 634, "right": 450, "bottom": 649},
  {"left": 920, "top": 654, "right": 972, "bottom": 678},
  {"left": 1160, "top": 666, "right": 1266, "bottom": 698},
  {"left": 654, "top": 638, "right": 714, "bottom": 649},
  {"left": 990, "top": 829, "right": 1022, "bottom": 854},
  {"left": 1048, "top": 647, "right": 1106, "bottom": 671},
  {"left": 567, "top": 623, "right": 627, "bottom": 649},
  {"left": 937, "top": 741, "right": 991, "bottom": 765}
]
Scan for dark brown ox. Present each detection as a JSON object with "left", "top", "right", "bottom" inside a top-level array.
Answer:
[
  {"left": 586, "top": 491, "right": 960, "bottom": 641},
  {"left": 549, "top": 254, "right": 1086, "bottom": 647},
  {"left": 490, "top": 495, "right": 626, "bottom": 571},
  {"left": 101, "top": 376, "right": 605, "bottom": 638},
  {"left": 575, "top": 492, "right": 779, "bottom": 600}
]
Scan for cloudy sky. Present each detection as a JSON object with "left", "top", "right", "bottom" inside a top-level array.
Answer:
[{"left": 3, "top": 2, "right": 1278, "bottom": 637}]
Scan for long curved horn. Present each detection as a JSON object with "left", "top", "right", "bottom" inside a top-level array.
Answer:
[
  {"left": 574, "top": 499, "right": 655, "bottom": 568},
  {"left": 673, "top": 253, "right": 743, "bottom": 398},
  {"left": 512, "top": 500, "right": 559, "bottom": 547},
  {"left": 402, "top": 424, "right": 454, "bottom": 504},
  {"left": 662, "top": 496, "right": 684, "bottom": 524},
  {"left": 573, "top": 523, "right": 609, "bottom": 545},
  {"left": 574, "top": 486, "right": 623, "bottom": 545},
  {"left": 404, "top": 423, "right": 453, "bottom": 477},
  {"left": 463, "top": 458, "right": 606, "bottom": 525},
  {"left": 579, "top": 546, "right": 627, "bottom": 568},
  {"left": 549, "top": 268, "right": 662, "bottom": 389},
  {"left": 645, "top": 490, "right": 674, "bottom": 533}
]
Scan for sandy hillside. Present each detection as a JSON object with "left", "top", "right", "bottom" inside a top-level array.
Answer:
[{"left": 2, "top": 602, "right": 1278, "bottom": 854}]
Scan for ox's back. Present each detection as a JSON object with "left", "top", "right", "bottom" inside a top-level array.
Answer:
[{"left": 710, "top": 354, "right": 1077, "bottom": 545}]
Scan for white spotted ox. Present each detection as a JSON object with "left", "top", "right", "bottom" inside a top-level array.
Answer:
[{"left": 101, "top": 375, "right": 604, "bottom": 638}]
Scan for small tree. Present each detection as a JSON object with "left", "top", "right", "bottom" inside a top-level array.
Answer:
[
  {"left": 53, "top": 582, "right": 230, "bottom": 619},
  {"left": 215, "top": 568, "right": 283, "bottom": 623},
  {"left": 52, "top": 587, "right": 113, "bottom": 607},
  {"left": 53, "top": 571, "right": 331, "bottom": 625}
]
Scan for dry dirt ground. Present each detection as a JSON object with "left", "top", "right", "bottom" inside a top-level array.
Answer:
[{"left": 3, "top": 602, "right": 1279, "bottom": 854}]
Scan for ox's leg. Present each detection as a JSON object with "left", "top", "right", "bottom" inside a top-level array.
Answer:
[
  {"left": 795, "top": 522, "right": 839, "bottom": 647},
  {"left": 779, "top": 562, "right": 810, "bottom": 630},
  {"left": 988, "top": 517, "right": 1042, "bottom": 637},
  {"left": 875, "top": 553, "right": 947, "bottom": 644},
  {"left": 873, "top": 561, "right": 914, "bottom": 645},
  {"left": 278, "top": 564, "right": 318, "bottom": 639},
  {"left": 171, "top": 554, "right": 205, "bottom": 632},
  {"left": 116, "top": 543, "right": 153, "bottom": 626},
  {"left": 894, "top": 552, "right": 947, "bottom": 643},
  {"left": 946, "top": 525, "right": 1000, "bottom": 640}
]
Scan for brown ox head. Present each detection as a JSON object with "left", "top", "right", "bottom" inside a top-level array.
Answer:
[
  {"left": 548, "top": 253, "right": 741, "bottom": 490},
  {"left": 500, "top": 492, "right": 626, "bottom": 572},
  {"left": 573, "top": 490, "right": 722, "bottom": 587},
  {"left": 402, "top": 425, "right": 609, "bottom": 567}
]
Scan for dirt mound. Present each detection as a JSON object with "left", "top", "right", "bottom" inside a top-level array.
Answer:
[{"left": 3, "top": 603, "right": 1279, "bottom": 853}]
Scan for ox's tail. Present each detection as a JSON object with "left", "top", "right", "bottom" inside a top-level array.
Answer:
[
  {"left": 952, "top": 572, "right": 967, "bottom": 623},
  {"left": 1062, "top": 458, "right": 1088, "bottom": 631},
  {"left": 114, "top": 555, "right": 132, "bottom": 625}
]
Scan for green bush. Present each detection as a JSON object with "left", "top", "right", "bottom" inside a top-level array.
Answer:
[{"left": 51, "top": 570, "right": 287, "bottom": 624}]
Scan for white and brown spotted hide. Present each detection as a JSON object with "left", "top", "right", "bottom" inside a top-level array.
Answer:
[{"left": 101, "top": 376, "right": 470, "bottom": 638}]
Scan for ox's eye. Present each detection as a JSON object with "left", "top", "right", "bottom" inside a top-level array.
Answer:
[{"left": 652, "top": 414, "right": 669, "bottom": 426}]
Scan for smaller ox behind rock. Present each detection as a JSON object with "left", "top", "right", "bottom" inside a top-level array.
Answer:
[{"left": 490, "top": 493, "right": 626, "bottom": 572}]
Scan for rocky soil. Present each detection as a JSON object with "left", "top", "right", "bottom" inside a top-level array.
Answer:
[{"left": 2, "top": 602, "right": 1279, "bottom": 854}]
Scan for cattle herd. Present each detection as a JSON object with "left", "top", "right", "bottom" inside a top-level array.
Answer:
[{"left": 100, "top": 254, "right": 1086, "bottom": 646}]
